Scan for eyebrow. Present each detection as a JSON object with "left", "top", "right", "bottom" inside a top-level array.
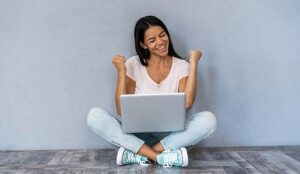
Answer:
[{"left": 146, "top": 31, "right": 165, "bottom": 42}]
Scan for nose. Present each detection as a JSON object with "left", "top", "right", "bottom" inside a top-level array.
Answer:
[{"left": 157, "top": 37, "right": 164, "bottom": 45}]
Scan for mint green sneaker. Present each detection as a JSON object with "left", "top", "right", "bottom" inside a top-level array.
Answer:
[
  {"left": 116, "top": 147, "right": 150, "bottom": 166},
  {"left": 156, "top": 147, "right": 188, "bottom": 167}
]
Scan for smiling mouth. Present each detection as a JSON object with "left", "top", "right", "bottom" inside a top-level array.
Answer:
[{"left": 157, "top": 45, "right": 166, "bottom": 51}]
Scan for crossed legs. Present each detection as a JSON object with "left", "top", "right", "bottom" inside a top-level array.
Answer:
[{"left": 87, "top": 107, "right": 217, "bottom": 161}]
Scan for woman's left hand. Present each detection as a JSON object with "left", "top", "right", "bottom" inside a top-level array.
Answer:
[{"left": 189, "top": 49, "right": 202, "bottom": 65}]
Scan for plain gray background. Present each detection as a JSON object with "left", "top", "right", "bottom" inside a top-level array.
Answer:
[{"left": 0, "top": 0, "right": 299, "bottom": 150}]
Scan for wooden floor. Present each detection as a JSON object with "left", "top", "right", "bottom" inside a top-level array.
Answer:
[{"left": 1, "top": 146, "right": 300, "bottom": 174}]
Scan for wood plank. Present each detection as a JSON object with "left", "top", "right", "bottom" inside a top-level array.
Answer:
[
  {"left": 227, "top": 151, "right": 262, "bottom": 174},
  {"left": 0, "top": 151, "right": 31, "bottom": 165},
  {"left": 259, "top": 151, "right": 300, "bottom": 174},
  {"left": 1, "top": 146, "right": 300, "bottom": 174},
  {"left": 282, "top": 150, "right": 300, "bottom": 162},
  {"left": 238, "top": 151, "right": 286, "bottom": 174}
]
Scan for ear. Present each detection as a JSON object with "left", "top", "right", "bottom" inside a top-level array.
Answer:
[{"left": 140, "top": 42, "right": 147, "bottom": 49}]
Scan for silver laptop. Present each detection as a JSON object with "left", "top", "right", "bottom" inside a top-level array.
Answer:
[{"left": 120, "top": 93, "right": 186, "bottom": 133}]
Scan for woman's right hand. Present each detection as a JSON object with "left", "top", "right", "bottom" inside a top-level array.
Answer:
[{"left": 112, "top": 55, "right": 127, "bottom": 74}]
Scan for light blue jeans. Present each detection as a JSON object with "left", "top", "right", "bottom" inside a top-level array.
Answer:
[{"left": 87, "top": 107, "right": 217, "bottom": 153}]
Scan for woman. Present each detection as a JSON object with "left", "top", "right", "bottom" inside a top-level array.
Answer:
[{"left": 87, "top": 16, "right": 217, "bottom": 167}]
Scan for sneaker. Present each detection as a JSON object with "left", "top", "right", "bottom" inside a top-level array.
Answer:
[
  {"left": 116, "top": 147, "right": 150, "bottom": 166},
  {"left": 156, "top": 147, "right": 188, "bottom": 167}
]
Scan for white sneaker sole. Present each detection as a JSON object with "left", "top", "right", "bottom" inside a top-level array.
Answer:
[
  {"left": 180, "top": 147, "right": 189, "bottom": 167},
  {"left": 116, "top": 147, "right": 125, "bottom": 165}
]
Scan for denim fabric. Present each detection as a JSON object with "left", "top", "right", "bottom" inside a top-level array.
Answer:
[
  {"left": 87, "top": 107, "right": 217, "bottom": 153},
  {"left": 133, "top": 132, "right": 171, "bottom": 147}
]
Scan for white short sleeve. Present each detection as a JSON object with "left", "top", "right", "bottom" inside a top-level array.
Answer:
[{"left": 125, "top": 56, "right": 138, "bottom": 81}]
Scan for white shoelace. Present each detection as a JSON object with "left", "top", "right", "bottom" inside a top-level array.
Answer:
[
  {"left": 162, "top": 151, "right": 178, "bottom": 167},
  {"left": 126, "top": 153, "right": 136, "bottom": 163},
  {"left": 127, "top": 153, "right": 150, "bottom": 166}
]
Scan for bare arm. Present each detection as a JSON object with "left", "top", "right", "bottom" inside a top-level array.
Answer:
[
  {"left": 178, "top": 64, "right": 197, "bottom": 109},
  {"left": 115, "top": 71, "right": 126, "bottom": 116},
  {"left": 185, "top": 63, "right": 198, "bottom": 109},
  {"left": 115, "top": 75, "right": 136, "bottom": 116},
  {"left": 112, "top": 55, "right": 132, "bottom": 116},
  {"left": 178, "top": 50, "right": 202, "bottom": 109}
]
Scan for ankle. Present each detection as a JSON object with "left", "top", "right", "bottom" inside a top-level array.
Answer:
[
  {"left": 148, "top": 153, "right": 158, "bottom": 162},
  {"left": 152, "top": 143, "right": 165, "bottom": 152}
]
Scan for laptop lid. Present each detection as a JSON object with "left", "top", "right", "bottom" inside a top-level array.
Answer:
[{"left": 120, "top": 93, "right": 186, "bottom": 133}]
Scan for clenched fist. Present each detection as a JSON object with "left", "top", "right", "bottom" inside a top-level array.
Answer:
[
  {"left": 189, "top": 50, "right": 202, "bottom": 65},
  {"left": 112, "top": 55, "right": 127, "bottom": 74}
]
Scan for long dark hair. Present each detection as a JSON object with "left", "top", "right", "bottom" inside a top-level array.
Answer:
[{"left": 134, "top": 16, "right": 182, "bottom": 66}]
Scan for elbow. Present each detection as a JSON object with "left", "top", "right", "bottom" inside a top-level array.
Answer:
[
  {"left": 116, "top": 103, "right": 122, "bottom": 116},
  {"left": 185, "top": 94, "right": 196, "bottom": 109},
  {"left": 116, "top": 108, "right": 122, "bottom": 117},
  {"left": 185, "top": 100, "right": 193, "bottom": 110},
  {"left": 186, "top": 104, "right": 192, "bottom": 110}
]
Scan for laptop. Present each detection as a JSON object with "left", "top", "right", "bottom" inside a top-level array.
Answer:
[{"left": 120, "top": 93, "right": 186, "bottom": 133}]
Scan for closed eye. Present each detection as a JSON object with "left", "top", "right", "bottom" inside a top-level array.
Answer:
[
  {"left": 148, "top": 39, "right": 155, "bottom": 43},
  {"left": 160, "top": 31, "right": 166, "bottom": 37}
]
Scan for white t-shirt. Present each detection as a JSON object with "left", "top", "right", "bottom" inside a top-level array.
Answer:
[{"left": 125, "top": 55, "right": 190, "bottom": 94}]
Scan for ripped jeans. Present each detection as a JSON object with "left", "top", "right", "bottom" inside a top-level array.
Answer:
[{"left": 87, "top": 107, "right": 217, "bottom": 153}]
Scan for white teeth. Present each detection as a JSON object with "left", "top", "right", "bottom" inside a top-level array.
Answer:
[{"left": 158, "top": 45, "right": 166, "bottom": 50}]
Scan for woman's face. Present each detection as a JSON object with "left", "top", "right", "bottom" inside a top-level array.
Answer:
[{"left": 142, "top": 26, "right": 169, "bottom": 58}]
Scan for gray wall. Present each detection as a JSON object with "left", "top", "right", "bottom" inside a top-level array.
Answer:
[{"left": 1, "top": 0, "right": 299, "bottom": 150}]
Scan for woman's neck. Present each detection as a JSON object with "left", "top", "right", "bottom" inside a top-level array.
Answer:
[{"left": 148, "top": 55, "right": 172, "bottom": 68}]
